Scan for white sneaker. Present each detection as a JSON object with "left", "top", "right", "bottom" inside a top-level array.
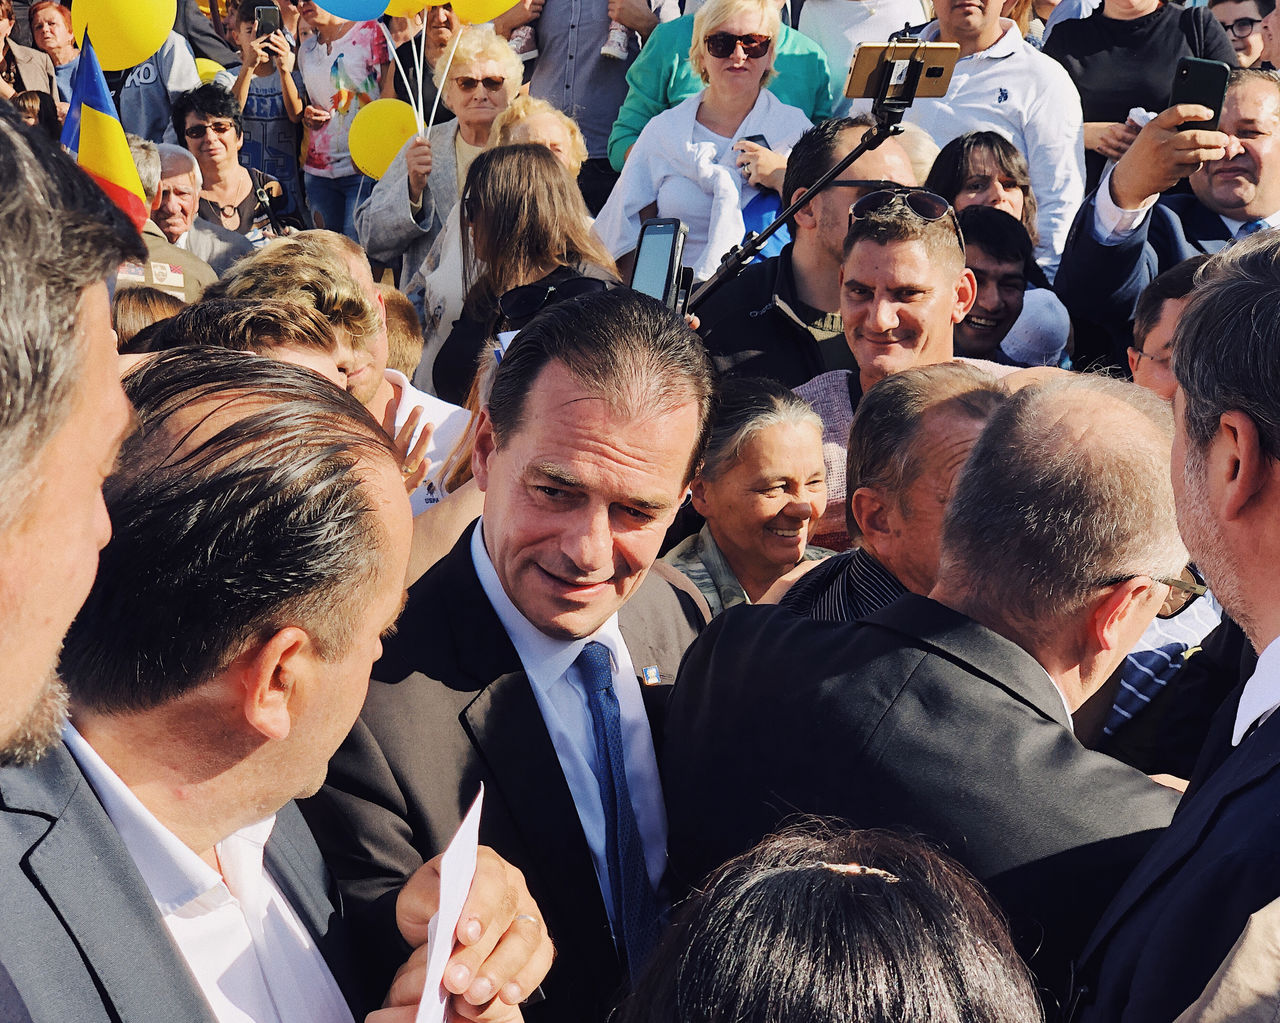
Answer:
[
  {"left": 600, "top": 22, "right": 629, "bottom": 59},
  {"left": 509, "top": 25, "right": 538, "bottom": 61}
]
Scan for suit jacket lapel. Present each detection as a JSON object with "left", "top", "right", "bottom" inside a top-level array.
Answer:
[{"left": 1184, "top": 200, "right": 1234, "bottom": 254}]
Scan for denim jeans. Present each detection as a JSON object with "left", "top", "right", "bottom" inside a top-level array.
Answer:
[{"left": 303, "top": 171, "right": 371, "bottom": 242}]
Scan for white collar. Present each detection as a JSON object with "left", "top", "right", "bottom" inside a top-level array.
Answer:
[
  {"left": 469, "top": 519, "right": 627, "bottom": 692},
  {"left": 922, "top": 18, "right": 1022, "bottom": 57},
  {"left": 1233, "top": 635, "right": 1280, "bottom": 745},
  {"left": 1218, "top": 209, "right": 1280, "bottom": 238}
]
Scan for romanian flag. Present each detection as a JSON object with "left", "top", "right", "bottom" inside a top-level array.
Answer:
[{"left": 60, "top": 32, "right": 149, "bottom": 233}]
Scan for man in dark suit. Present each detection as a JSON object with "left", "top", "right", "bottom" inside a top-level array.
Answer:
[
  {"left": 0, "top": 350, "right": 552, "bottom": 1023},
  {"left": 662, "top": 374, "right": 1189, "bottom": 1010},
  {"left": 1074, "top": 232, "right": 1280, "bottom": 1023},
  {"left": 1056, "top": 69, "right": 1280, "bottom": 369},
  {"left": 304, "top": 291, "right": 715, "bottom": 1023}
]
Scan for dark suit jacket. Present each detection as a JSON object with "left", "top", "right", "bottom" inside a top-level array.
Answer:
[
  {"left": 661, "top": 596, "right": 1180, "bottom": 1011},
  {"left": 1054, "top": 191, "right": 1234, "bottom": 369},
  {"left": 1077, "top": 710, "right": 1280, "bottom": 1023},
  {"left": 0, "top": 741, "right": 371, "bottom": 1021},
  {"left": 303, "top": 522, "right": 709, "bottom": 1023}
]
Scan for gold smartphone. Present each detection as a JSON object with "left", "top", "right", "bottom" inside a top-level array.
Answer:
[{"left": 844, "top": 41, "right": 961, "bottom": 101}]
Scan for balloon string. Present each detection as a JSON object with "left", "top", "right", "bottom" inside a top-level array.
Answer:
[
  {"left": 427, "top": 29, "right": 461, "bottom": 133},
  {"left": 389, "top": 40, "right": 423, "bottom": 130},
  {"left": 415, "top": 17, "right": 427, "bottom": 134}
]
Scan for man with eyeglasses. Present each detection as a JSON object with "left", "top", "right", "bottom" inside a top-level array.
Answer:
[
  {"left": 1210, "top": 0, "right": 1274, "bottom": 68},
  {"left": 695, "top": 116, "right": 917, "bottom": 387},
  {"left": 663, "top": 373, "right": 1187, "bottom": 1006},
  {"left": 1073, "top": 231, "right": 1280, "bottom": 1023}
]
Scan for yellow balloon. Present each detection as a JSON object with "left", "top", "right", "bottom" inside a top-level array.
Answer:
[
  {"left": 348, "top": 99, "right": 421, "bottom": 180},
  {"left": 195, "top": 57, "right": 225, "bottom": 83},
  {"left": 383, "top": 0, "right": 430, "bottom": 14},
  {"left": 451, "top": 0, "right": 515, "bottom": 24},
  {"left": 74, "top": 0, "right": 177, "bottom": 72}
]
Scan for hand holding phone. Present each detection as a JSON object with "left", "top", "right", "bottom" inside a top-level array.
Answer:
[{"left": 1170, "top": 57, "right": 1231, "bottom": 131}]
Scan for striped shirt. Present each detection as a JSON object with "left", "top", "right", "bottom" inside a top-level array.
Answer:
[{"left": 781, "top": 547, "right": 907, "bottom": 622}]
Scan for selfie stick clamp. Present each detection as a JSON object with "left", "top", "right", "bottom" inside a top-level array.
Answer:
[{"left": 689, "top": 41, "right": 929, "bottom": 311}]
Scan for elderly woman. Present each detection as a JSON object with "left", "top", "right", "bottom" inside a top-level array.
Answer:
[
  {"left": 663, "top": 377, "right": 827, "bottom": 615},
  {"left": 174, "top": 83, "right": 287, "bottom": 245},
  {"left": 355, "top": 25, "right": 521, "bottom": 288},
  {"left": 594, "top": 0, "right": 812, "bottom": 282},
  {"left": 27, "top": 1, "right": 74, "bottom": 108}
]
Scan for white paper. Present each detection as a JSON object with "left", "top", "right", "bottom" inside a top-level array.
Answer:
[{"left": 415, "top": 784, "right": 484, "bottom": 1023}]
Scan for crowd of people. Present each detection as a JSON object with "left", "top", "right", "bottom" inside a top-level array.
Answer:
[{"left": 5, "top": 0, "right": 1280, "bottom": 1021}]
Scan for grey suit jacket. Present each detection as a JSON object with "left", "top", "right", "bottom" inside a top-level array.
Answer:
[
  {"left": 0, "top": 741, "right": 371, "bottom": 1021},
  {"left": 302, "top": 521, "right": 710, "bottom": 1023},
  {"left": 183, "top": 217, "right": 254, "bottom": 277},
  {"left": 6, "top": 40, "right": 55, "bottom": 97},
  {"left": 354, "top": 120, "right": 458, "bottom": 285}
]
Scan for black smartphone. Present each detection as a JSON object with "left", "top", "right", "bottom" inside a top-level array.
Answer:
[
  {"left": 1170, "top": 56, "right": 1231, "bottom": 131},
  {"left": 630, "top": 218, "right": 688, "bottom": 310},
  {"left": 740, "top": 133, "right": 768, "bottom": 148},
  {"left": 255, "top": 4, "right": 282, "bottom": 38}
]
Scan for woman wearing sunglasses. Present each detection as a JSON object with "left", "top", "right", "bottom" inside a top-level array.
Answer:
[
  {"left": 355, "top": 26, "right": 521, "bottom": 293},
  {"left": 594, "top": 0, "right": 812, "bottom": 282}
]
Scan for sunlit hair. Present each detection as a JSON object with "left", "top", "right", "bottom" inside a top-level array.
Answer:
[
  {"left": 27, "top": 0, "right": 73, "bottom": 35},
  {"left": 111, "top": 285, "right": 186, "bottom": 349},
  {"left": 689, "top": 0, "right": 780, "bottom": 85},
  {"left": 493, "top": 95, "right": 588, "bottom": 177},
  {"left": 433, "top": 24, "right": 522, "bottom": 109},
  {"left": 926, "top": 131, "right": 1039, "bottom": 247},
  {"left": 700, "top": 376, "right": 822, "bottom": 481}
]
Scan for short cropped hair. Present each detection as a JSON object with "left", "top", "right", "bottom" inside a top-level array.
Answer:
[
  {"left": 843, "top": 196, "right": 966, "bottom": 276},
  {"left": 846, "top": 362, "right": 1004, "bottom": 538},
  {"left": 111, "top": 285, "right": 186, "bottom": 348},
  {"left": 700, "top": 376, "right": 822, "bottom": 481},
  {"left": 0, "top": 109, "right": 145, "bottom": 527},
  {"left": 781, "top": 115, "right": 875, "bottom": 230},
  {"left": 172, "top": 83, "right": 244, "bottom": 146},
  {"left": 124, "top": 297, "right": 340, "bottom": 357},
  {"left": 616, "top": 825, "right": 1041, "bottom": 1023},
  {"left": 1208, "top": 0, "right": 1275, "bottom": 12},
  {"left": 690, "top": 0, "right": 780, "bottom": 85},
  {"left": 487, "top": 290, "right": 714, "bottom": 483},
  {"left": 940, "top": 376, "right": 1187, "bottom": 638},
  {"left": 60, "top": 347, "right": 397, "bottom": 713},
  {"left": 27, "top": 1, "right": 73, "bottom": 33},
  {"left": 434, "top": 25, "right": 522, "bottom": 105},
  {"left": 378, "top": 284, "right": 425, "bottom": 376},
  {"left": 956, "top": 205, "right": 1049, "bottom": 289},
  {"left": 1173, "top": 231, "right": 1280, "bottom": 457},
  {"left": 1132, "top": 254, "right": 1207, "bottom": 352},
  {"left": 208, "top": 234, "right": 381, "bottom": 345},
  {"left": 157, "top": 142, "right": 202, "bottom": 188},
  {"left": 127, "top": 134, "right": 162, "bottom": 202}
]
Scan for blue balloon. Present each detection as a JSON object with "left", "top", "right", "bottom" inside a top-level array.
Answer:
[{"left": 310, "top": 0, "right": 388, "bottom": 19}]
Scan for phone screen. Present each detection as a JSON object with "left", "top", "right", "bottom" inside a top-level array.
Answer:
[{"left": 632, "top": 222, "right": 677, "bottom": 302}]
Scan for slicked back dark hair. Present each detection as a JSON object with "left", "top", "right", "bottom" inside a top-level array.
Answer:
[
  {"left": 487, "top": 289, "right": 715, "bottom": 483},
  {"left": 0, "top": 107, "right": 145, "bottom": 527},
  {"left": 172, "top": 83, "right": 244, "bottom": 145},
  {"left": 616, "top": 825, "right": 1042, "bottom": 1023},
  {"left": 780, "top": 115, "right": 873, "bottom": 229},
  {"left": 60, "top": 347, "right": 399, "bottom": 714},
  {"left": 1132, "top": 254, "right": 1207, "bottom": 352}
]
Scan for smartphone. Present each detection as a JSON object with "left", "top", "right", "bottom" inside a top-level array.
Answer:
[
  {"left": 255, "top": 4, "right": 281, "bottom": 38},
  {"left": 1170, "top": 56, "right": 1231, "bottom": 131},
  {"left": 845, "top": 41, "right": 960, "bottom": 101},
  {"left": 630, "top": 218, "right": 688, "bottom": 311},
  {"left": 740, "top": 133, "right": 768, "bottom": 148}
]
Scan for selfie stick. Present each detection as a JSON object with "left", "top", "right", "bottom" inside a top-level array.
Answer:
[{"left": 689, "top": 45, "right": 928, "bottom": 312}]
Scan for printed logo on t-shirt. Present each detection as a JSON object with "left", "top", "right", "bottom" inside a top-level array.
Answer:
[{"left": 997, "top": 87, "right": 1009, "bottom": 104}]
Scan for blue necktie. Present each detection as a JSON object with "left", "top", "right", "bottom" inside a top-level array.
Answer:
[
  {"left": 574, "top": 640, "right": 661, "bottom": 981},
  {"left": 1237, "top": 218, "right": 1269, "bottom": 239}
]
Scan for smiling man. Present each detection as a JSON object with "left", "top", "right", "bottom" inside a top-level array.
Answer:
[
  {"left": 1056, "top": 68, "right": 1280, "bottom": 368},
  {"left": 303, "top": 290, "right": 714, "bottom": 1023}
]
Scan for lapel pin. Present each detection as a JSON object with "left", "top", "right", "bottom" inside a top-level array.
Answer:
[{"left": 642, "top": 665, "right": 661, "bottom": 686}]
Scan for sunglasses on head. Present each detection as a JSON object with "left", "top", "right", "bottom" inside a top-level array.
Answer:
[
  {"left": 848, "top": 187, "right": 965, "bottom": 248},
  {"left": 454, "top": 75, "right": 505, "bottom": 93},
  {"left": 184, "top": 120, "right": 237, "bottom": 139},
  {"left": 704, "top": 31, "right": 772, "bottom": 59}
]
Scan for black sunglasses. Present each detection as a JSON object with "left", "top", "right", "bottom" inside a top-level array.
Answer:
[
  {"left": 704, "top": 31, "right": 772, "bottom": 59},
  {"left": 848, "top": 188, "right": 964, "bottom": 249},
  {"left": 184, "top": 120, "right": 237, "bottom": 139},
  {"left": 454, "top": 75, "right": 505, "bottom": 92}
]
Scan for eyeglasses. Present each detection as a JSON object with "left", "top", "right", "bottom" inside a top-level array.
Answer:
[
  {"left": 1156, "top": 564, "right": 1209, "bottom": 619},
  {"left": 184, "top": 120, "right": 237, "bottom": 139},
  {"left": 704, "top": 31, "right": 772, "bottom": 59},
  {"left": 1129, "top": 346, "right": 1172, "bottom": 368},
  {"left": 848, "top": 188, "right": 965, "bottom": 249},
  {"left": 453, "top": 75, "right": 505, "bottom": 92},
  {"left": 1218, "top": 15, "right": 1262, "bottom": 37}
]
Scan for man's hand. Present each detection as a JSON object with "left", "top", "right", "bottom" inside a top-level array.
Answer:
[
  {"left": 733, "top": 139, "right": 787, "bottom": 194},
  {"left": 406, "top": 136, "right": 434, "bottom": 205},
  {"left": 608, "top": 0, "right": 659, "bottom": 38},
  {"left": 493, "top": 0, "right": 545, "bottom": 37},
  {"left": 1084, "top": 120, "right": 1140, "bottom": 160},
  {"left": 392, "top": 847, "right": 554, "bottom": 1019},
  {"left": 1109, "top": 104, "right": 1230, "bottom": 210}
]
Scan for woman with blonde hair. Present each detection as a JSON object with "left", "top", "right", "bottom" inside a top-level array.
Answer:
[
  {"left": 594, "top": 0, "right": 811, "bottom": 281},
  {"left": 491, "top": 95, "right": 588, "bottom": 176}
]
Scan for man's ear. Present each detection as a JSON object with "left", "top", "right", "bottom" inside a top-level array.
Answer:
[
  {"left": 1127, "top": 346, "right": 1141, "bottom": 378},
  {"left": 790, "top": 188, "right": 816, "bottom": 230},
  {"left": 1088, "top": 577, "right": 1161, "bottom": 655},
  {"left": 953, "top": 266, "right": 978, "bottom": 323},
  {"left": 471, "top": 407, "right": 496, "bottom": 493},
  {"left": 230, "top": 626, "right": 311, "bottom": 742},
  {"left": 1219, "top": 410, "right": 1272, "bottom": 522},
  {"left": 851, "top": 486, "right": 893, "bottom": 542}
]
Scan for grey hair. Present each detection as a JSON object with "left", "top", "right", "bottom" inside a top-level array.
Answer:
[
  {"left": 0, "top": 109, "right": 145, "bottom": 529},
  {"left": 157, "top": 142, "right": 202, "bottom": 189},
  {"left": 127, "top": 133, "right": 161, "bottom": 203},
  {"left": 845, "top": 363, "right": 1005, "bottom": 539},
  {"left": 1173, "top": 230, "right": 1280, "bottom": 459},
  {"left": 701, "top": 377, "right": 822, "bottom": 482},
  {"left": 938, "top": 375, "right": 1188, "bottom": 640}
]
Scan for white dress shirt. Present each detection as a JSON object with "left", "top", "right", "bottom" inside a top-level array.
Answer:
[
  {"left": 1092, "top": 165, "right": 1280, "bottom": 244},
  {"left": 470, "top": 520, "right": 668, "bottom": 932},
  {"left": 1233, "top": 636, "right": 1280, "bottom": 746},
  {"left": 63, "top": 726, "right": 354, "bottom": 1023}
]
